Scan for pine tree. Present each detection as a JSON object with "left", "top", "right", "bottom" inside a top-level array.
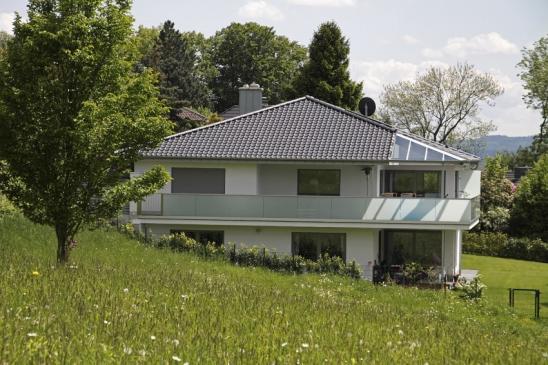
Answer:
[
  {"left": 293, "top": 21, "right": 363, "bottom": 110},
  {"left": 143, "top": 21, "right": 210, "bottom": 111}
]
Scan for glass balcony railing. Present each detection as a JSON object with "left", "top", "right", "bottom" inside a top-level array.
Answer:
[{"left": 137, "top": 194, "right": 480, "bottom": 225}]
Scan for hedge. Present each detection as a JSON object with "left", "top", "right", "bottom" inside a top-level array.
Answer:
[
  {"left": 119, "top": 224, "right": 362, "bottom": 279},
  {"left": 463, "top": 231, "right": 548, "bottom": 263}
]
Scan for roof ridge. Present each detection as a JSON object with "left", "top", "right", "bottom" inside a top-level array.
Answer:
[
  {"left": 163, "top": 97, "right": 309, "bottom": 141},
  {"left": 303, "top": 96, "right": 397, "bottom": 132},
  {"left": 180, "top": 106, "right": 207, "bottom": 119}
]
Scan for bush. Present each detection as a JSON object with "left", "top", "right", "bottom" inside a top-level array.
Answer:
[
  {"left": 118, "top": 228, "right": 363, "bottom": 279},
  {"left": 0, "top": 194, "right": 17, "bottom": 217},
  {"left": 455, "top": 276, "right": 486, "bottom": 301},
  {"left": 463, "top": 231, "right": 548, "bottom": 263},
  {"left": 509, "top": 153, "right": 548, "bottom": 241}
]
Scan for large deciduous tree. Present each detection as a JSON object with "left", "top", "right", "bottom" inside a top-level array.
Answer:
[
  {"left": 479, "top": 155, "right": 514, "bottom": 232},
  {"left": 509, "top": 153, "right": 548, "bottom": 241},
  {"left": 517, "top": 35, "right": 548, "bottom": 158},
  {"left": 209, "top": 22, "right": 307, "bottom": 112},
  {"left": 142, "top": 20, "right": 210, "bottom": 111},
  {"left": 292, "top": 21, "right": 363, "bottom": 110},
  {"left": 380, "top": 63, "right": 502, "bottom": 153},
  {"left": 0, "top": 0, "right": 172, "bottom": 263}
]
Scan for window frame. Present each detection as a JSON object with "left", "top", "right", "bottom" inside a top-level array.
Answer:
[
  {"left": 291, "top": 232, "right": 346, "bottom": 262},
  {"left": 171, "top": 168, "right": 226, "bottom": 194},
  {"left": 382, "top": 170, "right": 442, "bottom": 198},
  {"left": 381, "top": 230, "right": 443, "bottom": 267},
  {"left": 297, "top": 169, "right": 341, "bottom": 196},
  {"left": 170, "top": 229, "right": 225, "bottom": 246}
]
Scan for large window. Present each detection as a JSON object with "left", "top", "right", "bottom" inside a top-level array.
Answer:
[
  {"left": 291, "top": 232, "right": 346, "bottom": 261},
  {"left": 171, "top": 168, "right": 225, "bottom": 194},
  {"left": 297, "top": 169, "right": 340, "bottom": 196},
  {"left": 382, "top": 230, "right": 442, "bottom": 266},
  {"left": 170, "top": 230, "right": 224, "bottom": 246},
  {"left": 383, "top": 171, "right": 441, "bottom": 197}
]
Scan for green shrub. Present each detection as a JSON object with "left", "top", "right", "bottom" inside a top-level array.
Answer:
[
  {"left": 463, "top": 231, "right": 548, "bottom": 263},
  {"left": 455, "top": 276, "right": 487, "bottom": 301},
  {"left": 143, "top": 232, "right": 362, "bottom": 279},
  {"left": 0, "top": 194, "right": 17, "bottom": 217}
]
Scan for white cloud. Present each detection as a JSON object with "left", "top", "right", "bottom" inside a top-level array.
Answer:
[
  {"left": 0, "top": 12, "right": 16, "bottom": 34},
  {"left": 421, "top": 32, "right": 518, "bottom": 58},
  {"left": 401, "top": 35, "right": 419, "bottom": 45},
  {"left": 479, "top": 68, "right": 539, "bottom": 136},
  {"left": 287, "top": 0, "right": 356, "bottom": 7},
  {"left": 351, "top": 60, "right": 537, "bottom": 136},
  {"left": 238, "top": 1, "right": 285, "bottom": 21},
  {"left": 351, "top": 59, "right": 448, "bottom": 98}
]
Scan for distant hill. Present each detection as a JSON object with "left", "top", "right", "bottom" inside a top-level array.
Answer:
[{"left": 477, "top": 135, "right": 534, "bottom": 158}]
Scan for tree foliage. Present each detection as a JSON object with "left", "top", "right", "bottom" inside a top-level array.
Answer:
[
  {"left": 142, "top": 20, "right": 210, "bottom": 110},
  {"left": 380, "top": 63, "right": 502, "bottom": 152},
  {"left": 517, "top": 35, "right": 548, "bottom": 158},
  {"left": 0, "top": 0, "right": 172, "bottom": 262},
  {"left": 209, "top": 22, "right": 307, "bottom": 112},
  {"left": 509, "top": 153, "right": 548, "bottom": 241},
  {"left": 479, "top": 155, "right": 514, "bottom": 231},
  {"left": 292, "top": 21, "right": 362, "bottom": 110}
]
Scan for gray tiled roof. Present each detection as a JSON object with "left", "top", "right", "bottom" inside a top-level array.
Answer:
[
  {"left": 174, "top": 107, "right": 207, "bottom": 122},
  {"left": 142, "top": 96, "right": 396, "bottom": 161}
]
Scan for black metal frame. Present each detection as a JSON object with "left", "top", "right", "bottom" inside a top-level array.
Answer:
[
  {"left": 508, "top": 288, "right": 541, "bottom": 319},
  {"left": 297, "top": 169, "right": 341, "bottom": 196}
]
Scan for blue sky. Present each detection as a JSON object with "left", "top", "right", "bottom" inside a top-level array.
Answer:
[{"left": 1, "top": 0, "right": 547, "bottom": 136}]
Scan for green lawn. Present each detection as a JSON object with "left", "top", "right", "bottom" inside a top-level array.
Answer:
[
  {"left": 462, "top": 254, "right": 548, "bottom": 318},
  {"left": 1, "top": 214, "right": 547, "bottom": 364}
]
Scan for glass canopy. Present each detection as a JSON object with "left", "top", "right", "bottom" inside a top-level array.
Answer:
[{"left": 392, "top": 134, "right": 460, "bottom": 161}]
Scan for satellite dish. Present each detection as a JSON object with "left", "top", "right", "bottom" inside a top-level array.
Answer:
[{"left": 358, "top": 97, "right": 376, "bottom": 116}]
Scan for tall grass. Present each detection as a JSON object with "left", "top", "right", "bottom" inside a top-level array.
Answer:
[{"left": 0, "top": 214, "right": 546, "bottom": 364}]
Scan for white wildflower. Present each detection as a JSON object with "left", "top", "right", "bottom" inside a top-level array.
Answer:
[
  {"left": 398, "top": 329, "right": 404, "bottom": 336},
  {"left": 173, "top": 339, "right": 180, "bottom": 346},
  {"left": 103, "top": 320, "right": 110, "bottom": 325},
  {"left": 172, "top": 356, "right": 181, "bottom": 362},
  {"left": 139, "top": 349, "right": 146, "bottom": 357},
  {"left": 27, "top": 332, "right": 37, "bottom": 337},
  {"left": 123, "top": 288, "right": 129, "bottom": 293},
  {"left": 181, "top": 294, "right": 189, "bottom": 300},
  {"left": 150, "top": 335, "right": 156, "bottom": 340},
  {"left": 281, "top": 342, "right": 288, "bottom": 347},
  {"left": 301, "top": 343, "right": 309, "bottom": 348},
  {"left": 123, "top": 346, "right": 132, "bottom": 355}
]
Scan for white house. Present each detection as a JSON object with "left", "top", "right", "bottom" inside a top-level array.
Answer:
[{"left": 130, "top": 86, "right": 481, "bottom": 280}]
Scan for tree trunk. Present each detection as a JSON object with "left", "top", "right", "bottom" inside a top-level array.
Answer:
[{"left": 55, "top": 225, "right": 70, "bottom": 264}]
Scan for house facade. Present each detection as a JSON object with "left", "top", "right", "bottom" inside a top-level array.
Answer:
[{"left": 130, "top": 88, "right": 480, "bottom": 280}]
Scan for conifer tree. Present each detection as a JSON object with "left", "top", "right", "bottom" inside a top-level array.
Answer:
[
  {"left": 293, "top": 21, "right": 363, "bottom": 110},
  {"left": 143, "top": 20, "right": 210, "bottom": 111}
]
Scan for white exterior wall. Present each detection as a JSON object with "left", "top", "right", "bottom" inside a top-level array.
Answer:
[
  {"left": 133, "top": 160, "right": 259, "bottom": 195},
  {"left": 258, "top": 164, "right": 377, "bottom": 197}
]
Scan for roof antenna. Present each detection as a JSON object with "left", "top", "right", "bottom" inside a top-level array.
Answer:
[{"left": 358, "top": 97, "right": 376, "bottom": 117}]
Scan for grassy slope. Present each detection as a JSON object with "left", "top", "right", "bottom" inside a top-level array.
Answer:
[
  {"left": 0, "top": 215, "right": 546, "bottom": 364},
  {"left": 462, "top": 254, "right": 548, "bottom": 317}
]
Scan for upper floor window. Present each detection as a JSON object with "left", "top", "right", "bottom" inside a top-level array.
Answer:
[
  {"left": 298, "top": 169, "right": 340, "bottom": 196},
  {"left": 171, "top": 168, "right": 225, "bottom": 194},
  {"left": 383, "top": 170, "right": 441, "bottom": 198}
]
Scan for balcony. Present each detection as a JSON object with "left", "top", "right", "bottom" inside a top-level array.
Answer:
[{"left": 137, "top": 194, "right": 480, "bottom": 226}]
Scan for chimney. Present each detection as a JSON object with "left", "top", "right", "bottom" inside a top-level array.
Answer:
[{"left": 239, "top": 82, "right": 263, "bottom": 115}]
